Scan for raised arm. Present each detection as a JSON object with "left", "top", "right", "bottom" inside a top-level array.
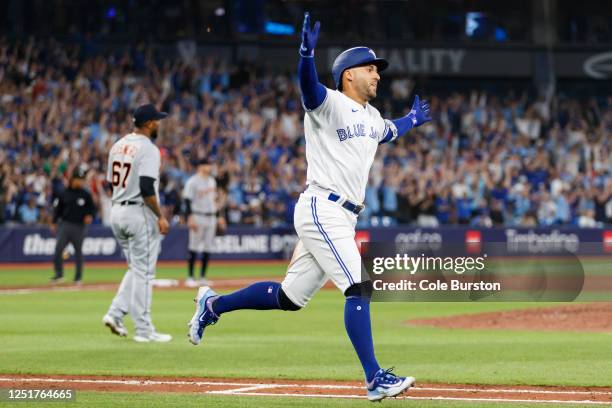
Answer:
[
  {"left": 298, "top": 12, "right": 326, "bottom": 111},
  {"left": 379, "top": 95, "right": 432, "bottom": 144}
]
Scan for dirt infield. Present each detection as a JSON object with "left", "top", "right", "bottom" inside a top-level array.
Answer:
[
  {"left": 0, "top": 277, "right": 338, "bottom": 295},
  {"left": 409, "top": 303, "right": 612, "bottom": 332},
  {"left": 0, "top": 260, "right": 287, "bottom": 270},
  {"left": 0, "top": 277, "right": 287, "bottom": 294},
  {"left": 1, "top": 374, "right": 611, "bottom": 404}
]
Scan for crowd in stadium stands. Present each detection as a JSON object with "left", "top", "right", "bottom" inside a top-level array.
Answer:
[
  {"left": 9, "top": 1, "right": 612, "bottom": 46},
  {"left": 0, "top": 39, "right": 611, "bottom": 229}
]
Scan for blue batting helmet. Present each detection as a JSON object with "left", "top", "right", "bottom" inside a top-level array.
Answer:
[{"left": 332, "top": 47, "right": 389, "bottom": 90}]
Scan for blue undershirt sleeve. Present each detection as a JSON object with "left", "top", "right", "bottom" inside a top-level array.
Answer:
[{"left": 298, "top": 55, "right": 327, "bottom": 111}]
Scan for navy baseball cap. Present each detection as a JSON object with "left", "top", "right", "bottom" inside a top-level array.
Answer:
[{"left": 133, "top": 104, "right": 168, "bottom": 126}]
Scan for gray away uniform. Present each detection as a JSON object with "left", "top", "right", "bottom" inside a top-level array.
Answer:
[
  {"left": 183, "top": 174, "right": 217, "bottom": 253},
  {"left": 105, "top": 133, "right": 162, "bottom": 336}
]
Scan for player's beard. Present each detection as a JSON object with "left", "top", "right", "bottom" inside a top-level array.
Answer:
[
  {"left": 366, "top": 89, "right": 376, "bottom": 100},
  {"left": 361, "top": 88, "right": 376, "bottom": 102},
  {"left": 366, "top": 82, "right": 377, "bottom": 100},
  {"left": 151, "top": 129, "right": 158, "bottom": 141},
  {"left": 359, "top": 80, "right": 377, "bottom": 102}
]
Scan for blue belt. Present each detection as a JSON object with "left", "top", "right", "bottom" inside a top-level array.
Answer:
[{"left": 327, "top": 193, "right": 364, "bottom": 215}]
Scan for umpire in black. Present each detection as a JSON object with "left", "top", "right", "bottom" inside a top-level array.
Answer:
[{"left": 50, "top": 168, "right": 95, "bottom": 283}]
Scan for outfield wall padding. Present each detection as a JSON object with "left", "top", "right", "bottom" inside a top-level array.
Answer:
[{"left": 0, "top": 225, "right": 610, "bottom": 262}]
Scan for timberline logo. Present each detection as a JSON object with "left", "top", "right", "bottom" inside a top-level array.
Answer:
[
  {"left": 583, "top": 52, "right": 612, "bottom": 79},
  {"left": 505, "top": 229, "right": 579, "bottom": 253}
]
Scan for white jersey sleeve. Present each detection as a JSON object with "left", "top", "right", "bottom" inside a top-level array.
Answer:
[
  {"left": 373, "top": 109, "right": 399, "bottom": 144},
  {"left": 182, "top": 177, "right": 195, "bottom": 201},
  {"left": 381, "top": 119, "right": 399, "bottom": 143},
  {"left": 304, "top": 87, "right": 337, "bottom": 120},
  {"left": 138, "top": 144, "right": 161, "bottom": 179},
  {"left": 106, "top": 153, "right": 114, "bottom": 183}
]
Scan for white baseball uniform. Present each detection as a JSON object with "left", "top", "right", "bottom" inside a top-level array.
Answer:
[
  {"left": 183, "top": 174, "right": 217, "bottom": 253},
  {"left": 105, "top": 132, "right": 162, "bottom": 336},
  {"left": 282, "top": 88, "right": 398, "bottom": 307}
]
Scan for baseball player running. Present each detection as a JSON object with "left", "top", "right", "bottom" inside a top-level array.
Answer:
[
  {"left": 183, "top": 158, "right": 217, "bottom": 287},
  {"left": 188, "top": 13, "right": 431, "bottom": 401},
  {"left": 102, "top": 104, "right": 172, "bottom": 343}
]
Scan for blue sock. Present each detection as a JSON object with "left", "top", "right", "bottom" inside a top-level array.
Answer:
[
  {"left": 344, "top": 296, "right": 381, "bottom": 382},
  {"left": 212, "top": 281, "right": 281, "bottom": 315}
]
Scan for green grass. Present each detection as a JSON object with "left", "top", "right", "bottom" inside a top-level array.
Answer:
[
  {"left": 1, "top": 263, "right": 612, "bottom": 407},
  {"left": 1, "top": 392, "right": 600, "bottom": 408},
  {"left": 1, "top": 288, "right": 611, "bottom": 387},
  {"left": 0, "top": 262, "right": 287, "bottom": 286}
]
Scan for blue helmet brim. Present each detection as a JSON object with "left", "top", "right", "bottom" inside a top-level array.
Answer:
[{"left": 346, "top": 57, "right": 389, "bottom": 73}]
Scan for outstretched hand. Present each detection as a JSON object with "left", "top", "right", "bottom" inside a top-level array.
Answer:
[
  {"left": 300, "top": 12, "right": 320, "bottom": 57},
  {"left": 408, "top": 95, "right": 432, "bottom": 127}
]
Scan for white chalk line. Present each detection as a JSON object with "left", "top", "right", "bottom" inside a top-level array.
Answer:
[
  {"left": 206, "top": 391, "right": 612, "bottom": 405},
  {"left": 208, "top": 384, "right": 279, "bottom": 394},
  {"left": 0, "top": 377, "right": 363, "bottom": 390},
  {"left": 2, "top": 377, "right": 611, "bottom": 396},
  {"left": 1, "top": 376, "right": 612, "bottom": 404},
  {"left": 0, "top": 377, "right": 264, "bottom": 388}
]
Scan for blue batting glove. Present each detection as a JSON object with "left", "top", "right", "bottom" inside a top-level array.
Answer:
[
  {"left": 407, "top": 95, "right": 432, "bottom": 127},
  {"left": 300, "top": 12, "right": 320, "bottom": 57}
]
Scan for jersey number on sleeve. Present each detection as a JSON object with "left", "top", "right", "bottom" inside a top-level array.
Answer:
[{"left": 111, "top": 161, "right": 132, "bottom": 188}]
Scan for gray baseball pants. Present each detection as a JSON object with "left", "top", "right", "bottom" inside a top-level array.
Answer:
[{"left": 106, "top": 204, "right": 161, "bottom": 336}]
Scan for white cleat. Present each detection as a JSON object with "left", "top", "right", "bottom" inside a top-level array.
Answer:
[
  {"left": 133, "top": 332, "right": 173, "bottom": 343},
  {"left": 187, "top": 286, "right": 219, "bottom": 346},
  {"left": 366, "top": 368, "right": 416, "bottom": 402},
  {"left": 185, "top": 278, "right": 199, "bottom": 288},
  {"left": 102, "top": 314, "right": 128, "bottom": 337}
]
